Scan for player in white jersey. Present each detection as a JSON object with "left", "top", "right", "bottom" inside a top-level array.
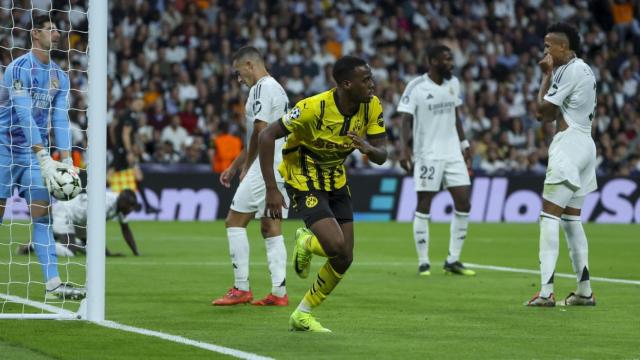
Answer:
[
  {"left": 18, "top": 189, "right": 141, "bottom": 257},
  {"left": 527, "top": 23, "right": 597, "bottom": 307},
  {"left": 397, "top": 45, "right": 475, "bottom": 277},
  {"left": 212, "top": 46, "right": 290, "bottom": 306}
]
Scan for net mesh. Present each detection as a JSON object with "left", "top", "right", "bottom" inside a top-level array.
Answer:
[{"left": 0, "top": 0, "right": 88, "bottom": 316}]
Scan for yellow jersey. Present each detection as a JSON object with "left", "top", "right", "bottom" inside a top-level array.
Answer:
[{"left": 278, "top": 88, "right": 386, "bottom": 191}]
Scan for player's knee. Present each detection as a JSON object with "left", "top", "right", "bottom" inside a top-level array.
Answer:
[
  {"left": 260, "top": 222, "right": 279, "bottom": 238},
  {"left": 455, "top": 200, "right": 471, "bottom": 213}
]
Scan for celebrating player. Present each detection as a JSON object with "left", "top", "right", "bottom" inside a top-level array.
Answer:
[
  {"left": 526, "top": 23, "right": 597, "bottom": 307},
  {"left": 0, "top": 15, "right": 84, "bottom": 300},
  {"left": 259, "top": 56, "right": 388, "bottom": 332},
  {"left": 211, "top": 46, "right": 290, "bottom": 306},
  {"left": 397, "top": 45, "right": 475, "bottom": 277}
]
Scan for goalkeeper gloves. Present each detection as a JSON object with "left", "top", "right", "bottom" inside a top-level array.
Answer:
[{"left": 35, "top": 149, "right": 68, "bottom": 192}]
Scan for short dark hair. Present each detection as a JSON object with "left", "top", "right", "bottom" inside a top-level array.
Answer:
[
  {"left": 31, "top": 15, "right": 53, "bottom": 30},
  {"left": 547, "top": 22, "right": 580, "bottom": 52},
  {"left": 332, "top": 56, "right": 367, "bottom": 84},
  {"left": 427, "top": 44, "right": 451, "bottom": 63},
  {"left": 231, "top": 46, "right": 264, "bottom": 64},
  {"left": 119, "top": 189, "right": 141, "bottom": 212}
]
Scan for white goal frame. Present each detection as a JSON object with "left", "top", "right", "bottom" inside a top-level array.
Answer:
[{"left": 0, "top": 0, "right": 107, "bottom": 322}]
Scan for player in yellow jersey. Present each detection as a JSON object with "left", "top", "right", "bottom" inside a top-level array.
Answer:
[{"left": 258, "top": 56, "right": 388, "bottom": 332}]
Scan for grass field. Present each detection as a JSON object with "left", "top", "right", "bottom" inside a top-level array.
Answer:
[{"left": 1, "top": 220, "right": 639, "bottom": 359}]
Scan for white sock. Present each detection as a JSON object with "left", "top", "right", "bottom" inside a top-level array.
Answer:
[
  {"left": 413, "top": 212, "right": 430, "bottom": 266},
  {"left": 297, "top": 299, "right": 312, "bottom": 313},
  {"left": 446, "top": 211, "right": 469, "bottom": 264},
  {"left": 539, "top": 213, "right": 560, "bottom": 298},
  {"left": 265, "top": 235, "right": 286, "bottom": 297},
  {"left": 561, "top": 214, "right": 592, "bottom": 297},
  {"left": 227, "top": 227, "right": 250, "bottom": 291}
]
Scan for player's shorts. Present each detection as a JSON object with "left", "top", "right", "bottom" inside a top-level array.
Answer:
[
  {"left": 285, "top": 184, "right": 353, "bottom": 227},
  {"left": 51, "top": 202, "right": 75, "bottom": 234},
  {"left": 0, "top": 152, "right": 49, "bottom": 203},
  {"left": 545, "top": 128, "right": 597, "bottom": 197},
  {"left": 413, "top": 156, "right": 470, "bottom": 192},
  {"left": 230, "top": 174, "right": 289, "bottom": 219}
]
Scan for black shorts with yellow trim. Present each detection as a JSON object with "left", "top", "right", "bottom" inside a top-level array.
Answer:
[{"left": 285, "top": 184, "right": 353, "bottom": 228}]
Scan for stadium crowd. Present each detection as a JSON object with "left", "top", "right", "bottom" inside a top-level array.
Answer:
[{"left": 2, "top": 0, "right": 640, "bottom": 176}]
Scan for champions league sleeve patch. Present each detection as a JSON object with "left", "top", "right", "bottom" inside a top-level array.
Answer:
[
  {"left": 377, "top": 112, "right": 384, "bottom": 127},
  {"left": 283, "top": 106, "right": 301, "bottom": 126}
]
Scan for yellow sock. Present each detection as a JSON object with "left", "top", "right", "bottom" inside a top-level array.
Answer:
[
  {"left": 305, "top": 232, "right": 327, "bottom": 257},
  {"left": 302, "top": 261, "right": 343, "bottom": 309}
]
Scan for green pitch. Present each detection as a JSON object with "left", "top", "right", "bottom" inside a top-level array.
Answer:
[{"left": 1, "top": 221, "right": 639, "bottom": 359}]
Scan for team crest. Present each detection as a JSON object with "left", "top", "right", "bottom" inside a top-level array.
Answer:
[
  {"left": 12, "top": 79, "right": 22, "bottom": 90},
  {"left": 51, "top": 79, "right": 60, "bottom": 89},
  {"left": 449, "top": 87, "right": 454, "bottom": 95},
  {"left": 305, "top": 194, "right": 318, "bottom": 208}
]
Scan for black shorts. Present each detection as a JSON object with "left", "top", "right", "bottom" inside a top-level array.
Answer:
[{"left": 285, "top": 184, "right": 353, "bottom": 228}]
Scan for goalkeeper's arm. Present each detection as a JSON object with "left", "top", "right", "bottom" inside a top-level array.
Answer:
[
  {"left": 51, "top": 73, "right": 72, "bottom": 167},
  {"left": 119, "top": 221, "right": 139, "bottom": 256}
]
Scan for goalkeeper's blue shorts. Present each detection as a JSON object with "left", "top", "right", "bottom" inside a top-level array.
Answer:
[{"left": 0, "top": 152, "right": 49, "bottom": 203}]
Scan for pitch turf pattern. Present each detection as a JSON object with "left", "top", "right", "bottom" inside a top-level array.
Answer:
[{"left": 1, "top": 221, "right": 639, "bottom": 359}]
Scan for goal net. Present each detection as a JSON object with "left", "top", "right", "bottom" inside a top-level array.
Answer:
[{"left": 0, "top": 0, "right": 106, "bottom": 320}]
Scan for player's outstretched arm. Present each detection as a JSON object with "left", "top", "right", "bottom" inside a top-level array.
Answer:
[
  {"left": 119, "top": 221, "right": 139, "bottom": 256},
  {"left": 258, "top": 121, "right": 287, "bottom": 219}
]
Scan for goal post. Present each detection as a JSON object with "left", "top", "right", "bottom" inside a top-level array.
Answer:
[
  {"left": 0, "top": 0, "right": 106, "bottom": 321},
  {"left": 85, "top": 0, "right": 107, "bottom": 323}
]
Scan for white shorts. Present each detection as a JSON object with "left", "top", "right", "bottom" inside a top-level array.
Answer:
[
  {"left": 52, "top": 203, "right": 75, "bottom": 235},
  {"left": 230, "top": 174, "right": 289, "bottom": 219},
  {"left": 413, "top": 157, "right": 470, "bottom": 192},
  {"left": 545, "top": 128, "right": 597, "bottom": 197}
]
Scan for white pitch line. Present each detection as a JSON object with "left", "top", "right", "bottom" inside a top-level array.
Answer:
[
  {"left": 97, "top": 320, "right": 274, "bottom": 360},
  {"left": 107, "top": 260, "right": 640, "bottom": 286},
  {"left": 464, "top": 263, "right": 640, "bottom": 286},
  {"left": 0, "top": 293, "right": 274, "bottom": 360}
]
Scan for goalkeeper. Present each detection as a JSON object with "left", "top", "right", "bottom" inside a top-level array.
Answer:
[{"left": 0, "top": 15, "right": 84, "bottom": 300}]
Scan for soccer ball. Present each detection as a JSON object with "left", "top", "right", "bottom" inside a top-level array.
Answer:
[{"left": 49, "top": 167, "right": 82, "bottom": 201}]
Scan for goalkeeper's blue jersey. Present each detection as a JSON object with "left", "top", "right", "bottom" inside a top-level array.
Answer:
[{"left": 0, "top": 51, "right": 71, "bottom": 156}]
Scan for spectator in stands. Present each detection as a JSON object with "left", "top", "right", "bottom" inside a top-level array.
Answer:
[{"left": 211, "top": 121, "right": 242, "bottom": 173}]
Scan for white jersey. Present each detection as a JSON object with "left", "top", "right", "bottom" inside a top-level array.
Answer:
[
  {"left": 397, "top": 74, "right": 463, "bottom": 160},
  {"left": 54, "top": 191, "right": 125, "bottom": 229},
  {"left": 244, "top": 75, "right": 289, "bottom": 182},
  {"left": 52, "top": 191, "right": 126, "bottom": 236},
  {"left": 544, "top": 57, "right": 596, "bottom": 135}
]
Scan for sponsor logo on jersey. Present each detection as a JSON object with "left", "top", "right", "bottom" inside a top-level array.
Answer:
[{"left": 305, "top": 194, "right": 318, "bottom": 208}]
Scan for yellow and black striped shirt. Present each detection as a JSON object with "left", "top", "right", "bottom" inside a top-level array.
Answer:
[{"left": 278, "top": 88, "right": 386, "bottom": 191}]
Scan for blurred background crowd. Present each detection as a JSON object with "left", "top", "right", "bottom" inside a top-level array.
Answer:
[{"left": 1, "top": 0, "right": 639, "bottom": 177}]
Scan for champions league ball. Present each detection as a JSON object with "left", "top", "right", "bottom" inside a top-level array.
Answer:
[{"left": 50, "top": 167, "right": 82, "bottom": 201}]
